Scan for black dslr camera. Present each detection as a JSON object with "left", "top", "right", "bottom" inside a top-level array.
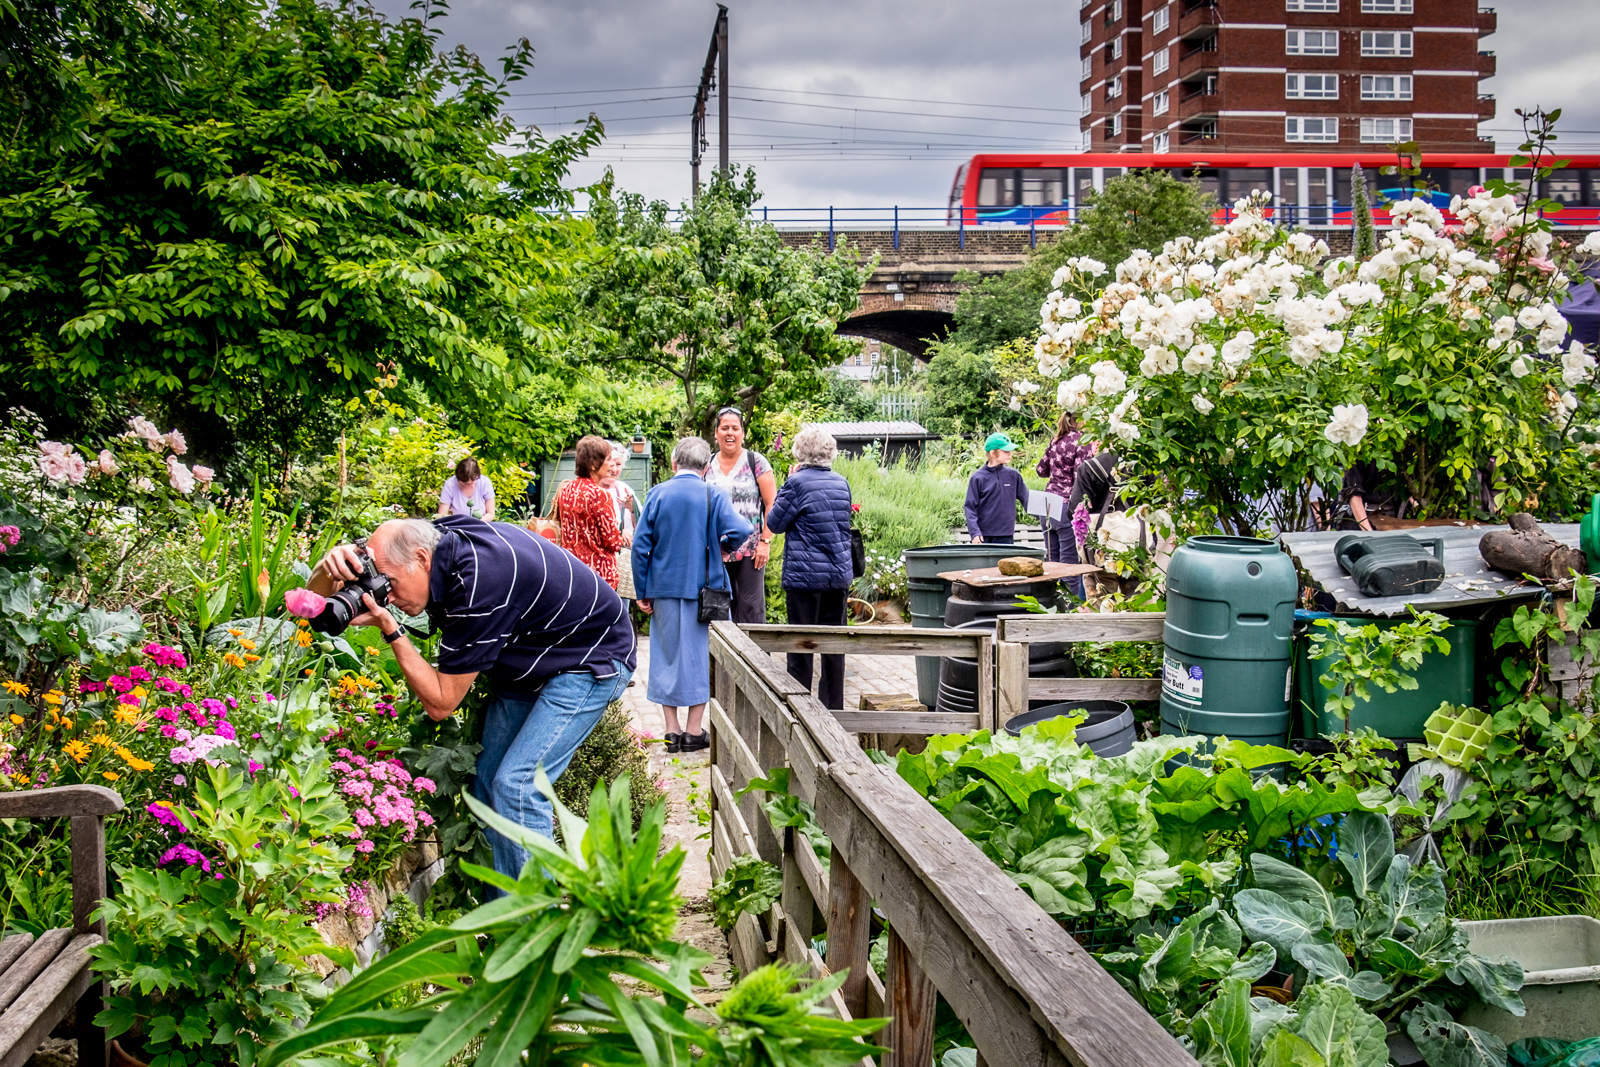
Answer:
[{"left": 309, "top": 542, "right": 392, "bottom": 635}]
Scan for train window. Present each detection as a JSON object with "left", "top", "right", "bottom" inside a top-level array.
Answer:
[
  {"left": 1073, "top": 168, "right": 1095, "bottom": 203},
  {"left": 949, "top": 163, "right": 969, "bottom": 213},
  {"left": 1334, "top": 167, "right": 1377, "bottom": 206},
  {"left": 1582, "top": 170, "right": 1600, "bottom": 207},
  {"left": 1281, "top": 170, "right": 1299, "bottom": 206},
  {"left": 1412, "top": 168, "right": 1479, "bottom": 198},
  {"left": 976, "top": 169, "right": 1017, "bottom": 207},
  {"left": 1544, "top": 174, "right": 1583, "bottom": 205},
  {"left": 1223, "top": 168, "right": 1273, "bottom": 202},
  {"left": 1308, "top": 168, "right": 1329, "bottom": 205},
  {"left": 1021, "top": 169, "right": 1066, "bottom": 205},
  {"left": 1103, "top": 168, "right": 1123, "bottom": 183}
]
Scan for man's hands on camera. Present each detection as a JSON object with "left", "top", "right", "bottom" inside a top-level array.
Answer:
[{"left": 311, "top": 543, "right": 367, "bottom": 592}]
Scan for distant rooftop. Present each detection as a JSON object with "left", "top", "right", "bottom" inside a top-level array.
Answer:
[{"left": 808, "top": 421, "right": 933, "bottom": 437}]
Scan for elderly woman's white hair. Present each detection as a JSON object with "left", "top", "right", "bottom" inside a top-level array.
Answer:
[
  {"left": 791, "top": 425, "right": 839, "bottom": 468},
  {"left": 609, "top": 441, "right": 630, "bottom": 467}
]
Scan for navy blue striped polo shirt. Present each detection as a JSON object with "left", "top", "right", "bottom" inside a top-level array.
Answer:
[{"left": 428, "top": 515, "right": 636, "bottom": 693}]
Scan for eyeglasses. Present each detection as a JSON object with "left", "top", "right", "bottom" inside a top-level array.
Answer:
[{"left": 716, "top": 406, "right": 743, "bottom": 421}]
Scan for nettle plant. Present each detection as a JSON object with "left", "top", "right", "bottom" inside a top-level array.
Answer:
[{"left": 1031, "top": 124, "right": 1600, "bottom": 534}]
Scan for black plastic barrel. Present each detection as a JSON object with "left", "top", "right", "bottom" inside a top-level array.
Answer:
[
  {"left": 937, "top": 620, "right": 1073, "bottom": 720},
  {"left": 903, "top": 543, "right": 1045, "bottom": 708},
  {"left": 1003, "top": 701, "right": 1137, "bottom": 757}
]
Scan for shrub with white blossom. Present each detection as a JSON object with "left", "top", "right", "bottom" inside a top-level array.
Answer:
[{"left": 1032, "top": 168, "right": 1600, "bottom": 534}]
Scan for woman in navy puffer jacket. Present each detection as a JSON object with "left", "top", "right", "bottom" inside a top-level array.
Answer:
[{"left": 766, "top": 425, "right": 854, "bottom": 710}]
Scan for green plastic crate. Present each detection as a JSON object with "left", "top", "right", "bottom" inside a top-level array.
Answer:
[
  {"left": 1422, "top": 704, "right": 1493, "bottom": 765},
  {"left": 1295, "top": 617, "right": 1477, "bottom": 740}
]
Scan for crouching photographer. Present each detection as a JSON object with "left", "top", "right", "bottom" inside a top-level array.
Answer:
[{"left": 306, "top": 515, "right": 636, "bottom": 889}]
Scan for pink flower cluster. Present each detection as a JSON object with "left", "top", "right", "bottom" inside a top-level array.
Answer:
[
  {"left": 37, "top": 442, "right": 86, "bottom": 485},
  {"left": 169, "top": 733, "right": 236, "bottom": 766},
  {"left": 147, "top": 802, "right": 187, "bottom": 831},
  {"left": 160, "top": 844, "right": 222, "bottom": 878},
  {"left": 0, "top": 526, "right": 18, "bottom": 554},
  {"left": 144, "top": 644, "right": 187, "bottom": 670},
  {"left": 329, "top": 749, "right": 435, "bottom": 858}
]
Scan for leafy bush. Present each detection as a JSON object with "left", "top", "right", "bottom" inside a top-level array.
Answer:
[
  {"left": 835, "top": 454, "right": 968, "bottom": 601},
  {"left": 553, "top": 699, "right": 667, "bottom": 833},
  {"left": 924, "top": 345, "right": 1006, "bottom": 434},
  {"left": 708, "top": 854, "right": 782, "bottom": 932}
]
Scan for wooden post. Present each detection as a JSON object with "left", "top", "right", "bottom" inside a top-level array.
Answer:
[
  {"left": 779, "top": 826, "right": 814, "bottom": 962},
  {"left": 976, "top": 633, "right": 995, "bottom": 733},
  {"left": 882, "top": 927, "right": 936, "bottom": 1067},
  {"left": 827, "top": 849, "right": 871, "bottom": 1020},
  {"left": 996, "top": 639, "right": 1028, "bottom": 733},
  {"left": 71, "top": 814, "right": 108, "bottom": 1067}
]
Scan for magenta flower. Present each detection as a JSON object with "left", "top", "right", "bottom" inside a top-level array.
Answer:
[
  {"left": 146, "top": 803, "right": 187, "bottom": 832},
  {"left": 284, "top": 588, "right": 328, "bottom": 619},
  {"left": 160, "top": 844, "right": 211, "bottom": 872}
]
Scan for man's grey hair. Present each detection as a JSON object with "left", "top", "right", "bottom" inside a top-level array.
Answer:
[
  {"left": 377, "top": 518, "right": 441, "bottom": 571},
  {"left": 672, "top": 437, "right": 712, "bottom": 472},
  {"left": 792, "top": 425, "right": 839, "bottom": 467}
]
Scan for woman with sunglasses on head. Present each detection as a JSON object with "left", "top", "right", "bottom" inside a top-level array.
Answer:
[{"left": 703, "top": 406, "right": 777, "bottom": 625}]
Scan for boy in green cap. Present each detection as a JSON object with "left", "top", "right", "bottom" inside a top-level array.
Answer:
[{"left": 964, "top": 433, "right": 1028, "bottom": 544}]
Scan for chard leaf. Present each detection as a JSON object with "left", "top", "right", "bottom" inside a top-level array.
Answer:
[
  {"left": 1235, "top": 888, "right": 1326, "bottom": 959},
  {"left": 1190, "top": 977, "right": 1252, "bottom": 1067},
  {"left": 1010, "top": 832, "right": 1095, "bottom": 916},
  {"left": 1405, "top": 1000, "right": 1508, "bottom": 1067},
  {"left": 1445, "top": 954, "right": 1525, "bottom": 1016},
  {"left": 1250, "top": 853, "right": 1359, "bottom": 932},
  {"left": 1334, "top": 812, "right": 1395, "bottom": 900},
  {"left": 1282, "top": 983, "right": 1388, "bottom": 1067}
]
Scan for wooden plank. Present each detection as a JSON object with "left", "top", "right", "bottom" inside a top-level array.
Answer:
[
  {"left": 936, "top": 562, "right": 1099, "bottom": 584},
  {"left": 787, "top": 726, "right": 824, "bottom": 806},
  {"left": 0, "top": 929, "right": 70, "bottom": 1014},
  {"left": 997, "top": 612, "right": 1166, "bottom": 644},
  {"left": 780, "top": 828, "right": 816, "bottom": 964},
  {"left": 708, "top": 699, "right": 763, "bottom": 789},
  {"left": 740, "top": 624, "right": 985, "bottom": 658},
  {"left": 832, "top": 711, "right": 980, "bottom": 734},
  {"left": 71, "top": 814, "right": 106, "bottom": 937},
  {"left": 754, "top": 715, "right": 787, "bottom": 868},
  {"left": 0, "top": 933, "right": 100, "bottom": 1067},
  {"left": 0, "top": 938, "right": 32, "bottom": 979},
  {"left": 786, "top": 692, "right": 866, "bottom": 769},
  {"left": 1549, "top": 634, "right": 1594, "bottom": 683},
  {"left": 976, "top": 632, "right": 995, "bottom": 733},
  {"left": 792, "top": 831, "right": 830, "bottom": 910},
  {"left": 1026, "top": 677, "right": 1164, "bottom": 703},
  {"left": 710, "top": 627, "right": 799, "bottom": 743},
  {"left": 997, "top": 640, "right": 1029, "bottom": 730},
  {"left": 816, "top": 760, "right": 1197, "bottom": 1067},
  {"left": 726, "top": 909, "right": 770, "bottom": 980},
  {"left": 714, "top": 623, "right": 810, "bottom": 694},
  {"left": 827, "top": 851, "right": 871, "bottom": 1022},
  {"left": 709, "top": 766, "right": 761, "bottom": 863},
  {"left": 866, "top": 968, "right": 886, "bottom": 1020},
  {"left": 0, "top": 787, "right": 123, "bottom": 820},
  {"left": 882, "top": 927, "right": 937, "bottom": 1067}
]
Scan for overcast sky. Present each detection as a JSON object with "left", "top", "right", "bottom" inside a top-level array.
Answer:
[{"left": 398, "top": 0, "right": 1600, "bottom": 212}]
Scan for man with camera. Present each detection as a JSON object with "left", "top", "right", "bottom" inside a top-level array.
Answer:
[{"left": 308, "top": 514, "right": 636, "bottom": 888}]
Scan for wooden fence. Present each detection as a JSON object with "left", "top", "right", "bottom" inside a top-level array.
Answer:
[
  {"left": 706, "top": 620, "right": 1194, "bottom": 1067},
  {"left": 995, "top": 612, "right": 1166, "bottom": 722}
]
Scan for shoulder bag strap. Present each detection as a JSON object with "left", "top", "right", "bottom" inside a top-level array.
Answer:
[{"left": 705, "top": 486, "right": 730, "bottom": 591}]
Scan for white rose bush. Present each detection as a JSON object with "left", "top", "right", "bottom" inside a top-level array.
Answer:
[{"left": 1033, "top": 173, "right": 1600, "bottom": 534}]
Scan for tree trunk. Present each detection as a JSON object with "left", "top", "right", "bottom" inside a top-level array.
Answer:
[{"left": 1479, "top": 513, "right": 1588, "bottom": 581}]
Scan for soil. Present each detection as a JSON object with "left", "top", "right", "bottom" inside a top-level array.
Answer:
[{"left": 652, "top": 742, "right": 736, "bottom": 1008}]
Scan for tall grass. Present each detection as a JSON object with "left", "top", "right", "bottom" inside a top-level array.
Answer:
[{"left": 835, "top": 455, "right": 969, "bottom": 601}]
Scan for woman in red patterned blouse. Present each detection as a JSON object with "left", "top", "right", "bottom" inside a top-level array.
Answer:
[{"left": 557, "top": 436, "right": 626, "bottom": 590}]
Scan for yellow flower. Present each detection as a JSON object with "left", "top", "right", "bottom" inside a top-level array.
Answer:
[
  {"left": 102, "top": 771, "right": 120, "bottom": 782},
  {"left": 112, "top": 706, "right": 141, "bottom": 726},
  {"left": 11, "top": 774, "right": 27, "bottom": 785},
  {"left": 355, "top": 676, "right": 375, "bottom": 689},
  {"left": 90, "top": 733, "right": 114, "bottom": 749},
  {"left": 119, "top": 748, "right": 155, "bottom": 773},
  {"left": 1, "top": 681, "right": 28, "bottom": 696},
  {"left": 60, "top": 719, "right": 73, "bottom": 730},
  {"left": 42, "top": 690, "right": 63, "bottom": 705},
  {"left": 62, "top": 740, "right": 90, "bottom": 763},
  {"left": 365, "top": 646, "right": 380, "bottom": 655},
  {"left": 239, "top": 638, "right": 257, "bottom": 651},
  {"left": 131, "top": 685, "right": 147, "bottom": 699},
  {"left": 295, "top": 618, "right": 310, "bottom": 629},
  {"left": 223, "top": 653, "right": 246, "bottom": 669},
  {"left": 8, "top": 714, "right": 22, "bottom": 726},
  {"left": 242, "top": 653, "right": 261, "bottom": 662},
  {"left": 295, "top": 630, "right": 313, "bottom": 648},
  {"left": 227, "top": 629, "right": 242, "bottom": 637}
]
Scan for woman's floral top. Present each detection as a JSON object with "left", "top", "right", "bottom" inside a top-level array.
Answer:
[
  {"left": 1036, "top": 429, "right": 1093, "bottom": 499},
  {"left": 557, "top": 477, "right": 625, "bottom": 589},
  {"left": 703, "top": 448, "right": 772, "bottom": 562}
]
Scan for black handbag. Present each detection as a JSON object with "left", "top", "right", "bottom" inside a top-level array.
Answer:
[
  {"left": 849, "top": 528, "right": 866, "bottom": 580},
  {"left": 698, "top": 486, "right": 734, "bottom": 623}
]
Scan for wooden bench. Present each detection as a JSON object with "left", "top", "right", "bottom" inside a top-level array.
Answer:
[{"left": 0, "top": 785, "right": 123, "bottom": 1067}]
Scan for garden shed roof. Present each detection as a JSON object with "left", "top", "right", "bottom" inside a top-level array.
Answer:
[
  {"left": 1278, "top": 523, "right": 1581, "bottom": 617},
  {"left": 810, "top": 421, "right": 938, "bottom": 438}
]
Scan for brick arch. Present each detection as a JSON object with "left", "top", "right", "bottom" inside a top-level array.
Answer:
[{"left": 836, "top": 307, "right": 954, "bottom": 358}]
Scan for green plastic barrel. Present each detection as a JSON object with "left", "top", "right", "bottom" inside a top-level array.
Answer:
[
  {"left": 903, "top": 542, "right": 1045, "bottom": 709},
  {"left": 1296, "top": 617, "right": 1477, "bottom": 739},
  {"left": 1160, "top": 536, "right": 1299, "bottom": 750}
]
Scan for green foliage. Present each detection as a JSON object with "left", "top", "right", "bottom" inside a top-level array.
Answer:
[
  {"left": 708, "top": 854, "right": 783, "bottom": 933},
  {"left": 0, "top": 0, "right": 601, "bottom": 463},
  {"left": 833, "top": 454, "right": 969, "bottom": 601},
  {"left": 553, "top": 699, "right": 667, "bottom": 834},
  {"left": 0, "top": 569, "right": 141, "bottom": 697},
  {"left": 949, "top": 169, "right": 1219, "bottom": 350},
  {"left": 91, "top": 762, "right": 356, "bottom": 1067},
  {"left": 261, "top": 771, "right": 884, "bottom": 1067},
  {"left": 1307, "top": 611, "right": 1452, "bottom": 728},
  {"left": 1351, "top": 164, "right": 1377, "bottom": 260},
  {"left": 737, "top": 768, "right": 831, "bottom": 860},
  {"left": 578, "top": 168, "right": 875, "bottom": 435},
  {"left": 924, "top": 345, "right": 1007, "bottom": 433}
]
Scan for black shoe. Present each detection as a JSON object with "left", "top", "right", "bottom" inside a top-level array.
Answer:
[
  {"left": 682, "top": 730, "right": 710, "bottom": 753},
  {"left": 664, "top": 732, "right": 682, "bottom": 753}
]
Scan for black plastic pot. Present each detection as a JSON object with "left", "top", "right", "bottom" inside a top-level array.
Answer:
[{"left": 1003, "top": 700, "right": 1137, "bottom": 757}]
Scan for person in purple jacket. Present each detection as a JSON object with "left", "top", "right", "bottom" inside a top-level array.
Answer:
[
  {"left": 964, "top": 433, "right": 1029, "bottom": 545},
  {"left": 1037, "top": 412, "right": 1095, "bottom": 597}
]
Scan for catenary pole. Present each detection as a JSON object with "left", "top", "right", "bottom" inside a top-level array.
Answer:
[{"left": 690, "top": 5, "right": 729, "bottom": 199}]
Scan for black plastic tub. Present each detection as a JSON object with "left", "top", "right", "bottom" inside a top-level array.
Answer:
[{"left": 1003, "top": 700, "right": 1137, "bottom": 757}]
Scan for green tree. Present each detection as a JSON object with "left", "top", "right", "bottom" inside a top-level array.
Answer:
[
  {"left": 577, "top": 168, "right": 874, "bottom": 435},
  {"left": 924, "top": 343, "right": 1006, "bottom": 433},
  {"left": 950, "top": 169, "right": 1219, "bottom": 349},
  {"left": 0, "top": 0, "right": 600, "bottom": 470}
]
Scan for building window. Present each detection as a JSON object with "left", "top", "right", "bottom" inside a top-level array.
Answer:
[
  {"left": 1361, "top": 0, "right": 1411, "bottom": 10},
  {"left": 1154, "top": 130, "right": 1170, "bottom": 153},
  {"left": 1286, "top": 116, "right": 1339, "bottom": 142},
  {"left": 1108, "top": 76, "right": 1123, "bottom": 99},
  {"left": 1110, "top": 36, "right": 1123, "bottom": 60},
  {"left": 1152, "top": 4, "right": 1170, "bottom": 32},
  {"left": 1287, "top": 0, "right": 1338, "bottom": 8},
  {"left": 1361, "top": 30, "right": 1412, "bottom": 56},
  {"left": 1286, "top": 73, "right": 1339, "bottom": 99},
  {"left": 1110, "top": 113, "right": 1123, "bottom": 137},
  {"left": 1082, "top": 55, "right": 1093, "bottom": 80},
  {"left": 1153, "top": 89, "right": 1170, "bottom": 115},
  {"left": 1153, "top": 48, "right": 1169, "bottom": 75},
  {"left": 1081, "top": 92, "right": 1092, "bottom": 114},
  {"left": 1286, "top": 29, "right": 1339, "bottom": 55},
  {"left": 1361, "top": 116, "right": 1413, "bottom": 142},
  {"left": 1111, "top": 0, "right": 1123, "bottom": 18},
  {"left": 1361, "top": 74, "right": 1412, "bottom": 100},
  {"left": 1081, "top": 19, "right": 1091, "bottom": 43}
]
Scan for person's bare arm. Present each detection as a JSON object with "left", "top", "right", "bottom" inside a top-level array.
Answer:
[
  {"left": 356, "top": 592, "right": 477, "bottom": 719},
  {"left": 753, "top": 469, "right": 778, "bottom": 569},
  {"left": 1350, "top": 494, "right": 1373, "bottom": 531},
  {"left": 483, "top": 500, "right": 495, "bottom": 521},
  {"left": 436, "top": 503, "right": 451, "bottom": 518}
]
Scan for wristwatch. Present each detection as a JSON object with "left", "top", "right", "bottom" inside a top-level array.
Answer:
[
  {"left": 382, "top": 626, "right": 405, "bottom": 644},
  {"left": 760, "top": 536, "right": 773, "bottom": 544}
]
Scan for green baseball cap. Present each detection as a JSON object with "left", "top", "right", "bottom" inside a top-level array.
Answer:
[{"left": 984, "top": 433, "right": 1017, "bottom": 452}]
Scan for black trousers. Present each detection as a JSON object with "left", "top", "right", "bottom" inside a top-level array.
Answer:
[
  {"left": 1045, "top": 526, "right": 1086, "bottom": 600},
  {"left": 724, "top": 557, "right": 768, "bottom": 625},
  {"left": 785, "top": 587, "right": 847, "bottom": 711}
]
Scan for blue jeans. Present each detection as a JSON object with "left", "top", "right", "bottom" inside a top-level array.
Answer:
[{"left": 471, "top": 660, "right": 633, "bottom": 889}]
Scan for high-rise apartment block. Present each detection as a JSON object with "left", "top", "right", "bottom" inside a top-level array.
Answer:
[{"left": 1080, "top": 0, "right": 1497, "bottom": 153}]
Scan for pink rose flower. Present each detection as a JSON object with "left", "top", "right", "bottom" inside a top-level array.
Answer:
[
  {"left": 38, "top": 452, "right": 70, "bottom": 483},
  {"left": 166, "top": 456, "right": 195, "bottom": 494},
  {"left": 129, "top": 416, "right": 163, "bottom": 450},
  {"left": 96, "top": 450, "right": 118, "bottom": 475},
  {"left": 284, "top": 587, "right": 327, "bottom": 619},
  {"left": 164, "top": 430, "right": 187, "bottom": 455},
  {"left": 192, "top": 465, "right": 214, "bottom": 486}
]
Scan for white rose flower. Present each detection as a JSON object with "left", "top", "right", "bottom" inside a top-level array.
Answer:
[
  {"left": 1517, "top": 305, "right": 1546, "bottom": 330},
  {"left": 1090, "top": 360, "right": 1128, "bottom": 396},
  {"left": 1324, "top": 403, "right": 1369, "bottom": 447},
  {"left": 1182, "top": 344, "right": 1216, "bottom": 375},
  {"left": 1191, "top": 393, "right": 1214, "bottom": 414},
  {"left": 1139, "top": 347, "right": 1178, "bottom": 376},
  {"left": 1220, "top": 330, "right": 1256, "bottom": 372},
  {"left": 1097, "top": 512, "right": 1144, "bottom": 553},
  {"left": 1543, "top": 304, "right": 1568, "bottom": 330},
  {"left": 1561, "top": 344, "right": 1596, "bottom": 386},
  {"left": 1510, "top": 356, "right": 1531, "bottom": 378},
  {"left": 1057, "top": 374, "right": 1092, "bottom": 411}
]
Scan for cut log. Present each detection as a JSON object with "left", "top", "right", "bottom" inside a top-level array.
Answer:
[
  {"left": 997, "top": 556, "right": 1045, "bottom": 577},
  {"left": 1479, "top": 513, "right": 1589, "bottom": 581}
]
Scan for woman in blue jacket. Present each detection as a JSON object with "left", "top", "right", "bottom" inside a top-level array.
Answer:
[
  {"left": 766, "top": 425, "right": 854, "bottom": 710},
  {"left": 632, "top": 437, "right": 753, "bottom": 752}
]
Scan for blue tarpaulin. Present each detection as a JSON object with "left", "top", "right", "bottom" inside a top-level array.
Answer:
[{"left": 1560, "top": 266, "right": 1600, "bottom": 346}]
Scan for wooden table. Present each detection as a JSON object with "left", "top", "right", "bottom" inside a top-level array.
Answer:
[{"left": 935, "top": 561, "right": 1101, "bottom": 586}]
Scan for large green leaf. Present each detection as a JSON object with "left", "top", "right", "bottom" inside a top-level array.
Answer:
[
  {"left": 1382, "top": 855, "right": 1448, "bottom": 935},
  {"left": 258, "top": 1009, "right": 435, "bottom": 1067},
  {"left": 397, "top": 979, "right": 521, "bottom": 1067},
  {"left": 472, "top": 965, "right": 559, "bottom": 1067},
  {"left": 1283, "top": 983, "right": 1388, "bottom": 1067},
  {"left": 1190, "top": 978, "right": 1252, "bottom": 1067},
  {"left": 1250, "top": 854, "right": 1358, "bottom": 932},
  {"left": 1257, "top": 1027, "right": 1329, "bottom": 1067},
  {"left": 1445, "top": 954, "right": 1525, "bottom": 1016},
  {"left": 1010, "top": 832, "right": 1094, "bottom": 916},
  {"left": 1405, "top": 1000, "right": 1508, "bottom": 1067},
  {"left": 1234, "top": 889, "right": 1326, "bottom": 959},
  {"left": 1334, "top": 812, "right": 1394, "bottom": 900}
]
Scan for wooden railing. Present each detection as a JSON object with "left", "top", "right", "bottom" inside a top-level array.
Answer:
[
  {"left": 995, "top": 612, "right": 1165, "bottom": 723},
  {"left": 706, "top": 620, "right": 1195, "bottom": 1067}
]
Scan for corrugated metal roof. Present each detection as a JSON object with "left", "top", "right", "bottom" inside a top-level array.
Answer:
[
  {"left": 808, "top": 421, "right": 933, "bottom": 437},
  {"left": 1278, "top": 523, "right": 1580, "bottom": 616}
]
